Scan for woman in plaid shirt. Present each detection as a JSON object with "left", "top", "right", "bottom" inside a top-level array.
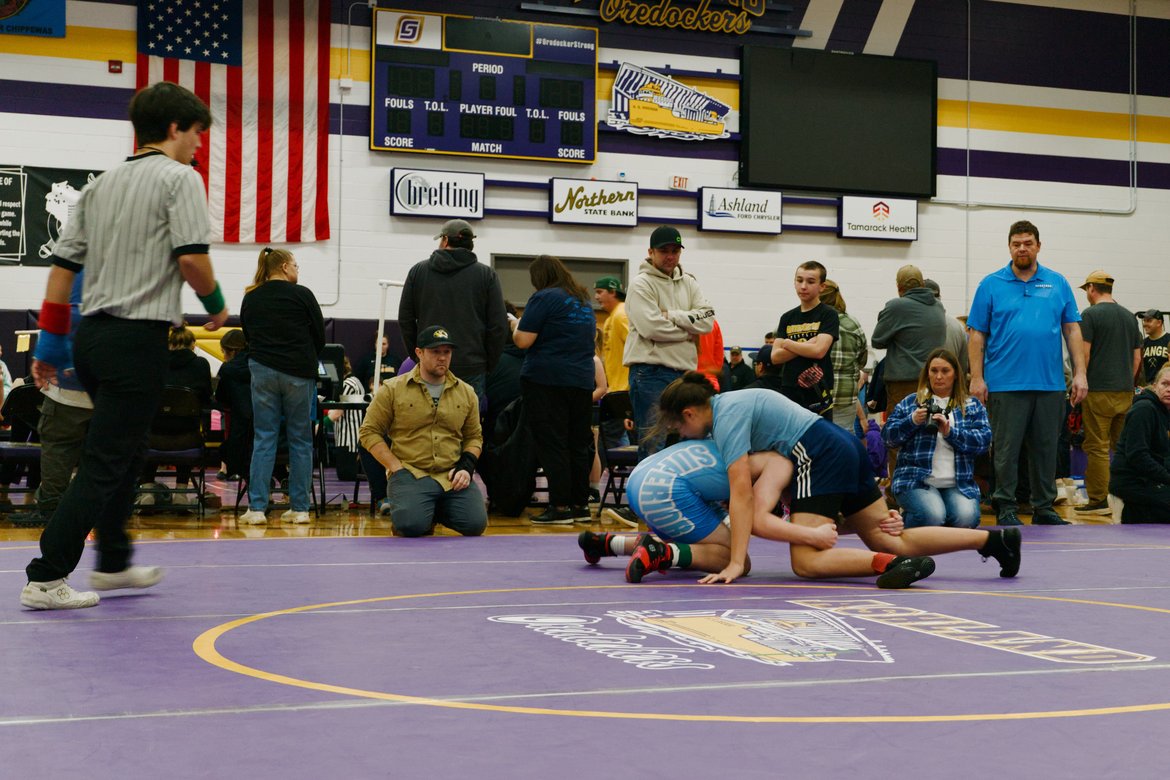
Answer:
[{"left": 883, "top": 348, "right": 992, "bottom": 528}]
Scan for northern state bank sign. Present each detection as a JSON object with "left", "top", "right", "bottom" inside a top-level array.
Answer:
[{"left": 589, "top": 0, "right": 766, "bottom": 35}]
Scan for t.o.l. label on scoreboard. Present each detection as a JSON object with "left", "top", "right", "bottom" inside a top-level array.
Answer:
[
  {"left": 839, "top": 196, "right": 917, "bottom": 240},
  {"left": 549, "top": 178, "right": 638, "bottom": 226},
  {"left": 391, "top": 168, "right": 484, "bottom": 219}
]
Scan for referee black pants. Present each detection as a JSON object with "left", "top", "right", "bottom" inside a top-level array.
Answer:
[{"left": 27, "top": 316, "right": 169, "bottom": 582}]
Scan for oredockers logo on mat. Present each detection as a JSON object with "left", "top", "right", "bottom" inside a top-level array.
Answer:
[
  {"left": 790, "top": 597, "right": 1156, "bottom": 664},
  {"left": 489, "top": 609, "right": 891, "bottom": 669}
]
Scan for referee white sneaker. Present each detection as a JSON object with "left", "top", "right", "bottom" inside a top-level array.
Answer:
[
  {"left": 89, "top": 565, "right": 164, "bottom": 591},
  {"left": 239, "top": 510, "right": 268, "bottom": 525},
  {"left": 281, "top": 509, "right": 311, "bottom": 524},
  {"left": 21, "top": 579, "right": 100, "bottom": 610}
]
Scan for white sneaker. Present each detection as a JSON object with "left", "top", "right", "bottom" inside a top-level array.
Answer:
[
  {"left": 21, "top": 579, "right": 100, "bottom": 610},
  {"left": 239, "top": 510, "right": 268, "bottom": 525},
  {"left": 89, "top": 565, "right": 164, "bottom": 591},
  {"left": 281, "top": 509, "right": 311, "bottom": 524}
]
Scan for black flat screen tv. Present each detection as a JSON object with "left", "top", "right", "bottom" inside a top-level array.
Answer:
[{"left": 740, "top": 47, "right": 937, "bottom": 199}]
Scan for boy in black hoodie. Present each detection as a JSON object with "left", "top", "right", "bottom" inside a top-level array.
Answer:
[{"left": 1110, "top": 365, "right": 1170, "bottom": 523}]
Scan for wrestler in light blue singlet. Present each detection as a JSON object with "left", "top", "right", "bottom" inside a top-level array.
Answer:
[{"left": 627, "top": 439, "right": 730, "bottom": 544}]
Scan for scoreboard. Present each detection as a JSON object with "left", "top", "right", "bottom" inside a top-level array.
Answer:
[{"left": 371, "top": 9, "right": 598, "bottom": 164}]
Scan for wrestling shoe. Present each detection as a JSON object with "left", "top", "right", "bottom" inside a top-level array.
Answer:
[
  {"left": 578, "top": 531, "right": 609, "bottom": 565},
  {"left": 20, "top": 579, "right": 100, "bottom": 610},
  {"left": 875, "top": 556, "right": 935, "bottom": 589},
  {"left": 625, "top": 535, "right": 670, "bottom": 584},
  {"left": 89, "top": 565, "right": 164, "bottom": 591},
  {"left": 980, "top": 527, "right": 1022, "bottom": 578}
]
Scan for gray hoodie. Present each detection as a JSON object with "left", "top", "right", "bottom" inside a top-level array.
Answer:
[
  {"left": 623, "top": 259, "right": 715, "bottom": 371},
  {"left": 871, "top": 286, "right": 947, "bottom": 381}
]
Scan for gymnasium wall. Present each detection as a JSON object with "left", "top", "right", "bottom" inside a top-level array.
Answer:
[{"left": 1, "top": 0, "right": 1169, "bottom": 362}]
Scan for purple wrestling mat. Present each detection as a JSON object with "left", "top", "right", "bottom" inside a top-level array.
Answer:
[{"left": 4, "top": 526, "right": 1170, "bottom": 778}]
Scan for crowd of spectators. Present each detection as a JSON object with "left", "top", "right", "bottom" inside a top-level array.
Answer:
[{"left": 12, "top": 213, "right": 1167, "bottom": 550}]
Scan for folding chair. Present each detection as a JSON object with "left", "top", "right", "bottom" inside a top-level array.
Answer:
[
  {"left": 0, "top": 384, "right": 43, "bottom": 505},
  {"left": 596, "top": 390, "right": 640, "bottom": 509},
  {"left": 137, "top": 386, "right": 207, "bottom": 516}
]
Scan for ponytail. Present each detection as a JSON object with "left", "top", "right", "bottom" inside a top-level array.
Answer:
[{"left": 246, "top": 246, "right": 294, "bottom": 292}]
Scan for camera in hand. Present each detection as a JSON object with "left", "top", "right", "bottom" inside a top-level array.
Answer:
[{"left": 920, "top": 399, "right": 945, "bottom": 434}]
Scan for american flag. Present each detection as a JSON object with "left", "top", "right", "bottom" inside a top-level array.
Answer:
[{"left": 136, "top": 0, "right": 331, "bottom": 243}]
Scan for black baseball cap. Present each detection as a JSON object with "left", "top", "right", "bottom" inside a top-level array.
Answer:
[
  {"left": 649, "top": 225, "right": 684, "bottom": 249},
  {"left": 417, "top": 325, "right": 457, "bottom": 349},
  {"left": 1137, "top": 309, "right": 1164, "bottom": 320}
]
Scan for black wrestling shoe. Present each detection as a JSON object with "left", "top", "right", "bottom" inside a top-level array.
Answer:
[
  {"left": 578, "top": 531, "right": 609, "bottom": 565},
  {"left": 875, "top": 556, "right": 936, "bottom": 589},
  {"left": 980, "top": 527, "right": 1021, "bottom": 578}
]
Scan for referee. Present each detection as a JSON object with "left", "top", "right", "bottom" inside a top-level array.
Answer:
[{"left": 21, "top": 82, "right": 229, "bottom": 610}]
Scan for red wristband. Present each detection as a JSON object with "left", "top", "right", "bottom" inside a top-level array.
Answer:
[{"left": 38, "top": 300, "right": 71, "bottom": 336}]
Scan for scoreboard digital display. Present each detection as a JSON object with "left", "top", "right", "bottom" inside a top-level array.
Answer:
[{"left": 371, "top": 10, "right": 598, "bottom": 164}]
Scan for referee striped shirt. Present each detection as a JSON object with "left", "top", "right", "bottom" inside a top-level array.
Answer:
[
  {"left": 334, "top": 375, "right": 366, "bottom": 453},
  {"left": 52, "top": 151, "right": 211, "bottom": 325}
]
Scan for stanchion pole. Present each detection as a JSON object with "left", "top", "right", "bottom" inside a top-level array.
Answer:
[{"left": 375, "top": 279, "right": 405, "bottom": 384}]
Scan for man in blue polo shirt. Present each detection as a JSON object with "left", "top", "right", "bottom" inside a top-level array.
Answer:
[{"left": 967, "top": 220, "right": 1087, "bottom": 526}]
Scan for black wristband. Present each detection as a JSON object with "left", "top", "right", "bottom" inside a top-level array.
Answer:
[{"left": 455, "top": 451, "right": 478, "bottom": 475}]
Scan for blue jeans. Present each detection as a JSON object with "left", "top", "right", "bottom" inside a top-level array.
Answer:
[
  {"left": 628, "top": 363, "right": 684, "bottom": 457},
  {"left": 248, "top": 360, "right": 316, "bottom": 512},
  {"left": 895, "top": 485, "right": 981, "bottom": 529}
]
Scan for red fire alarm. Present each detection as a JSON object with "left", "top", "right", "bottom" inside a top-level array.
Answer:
[{"left": 109, "top": 60, "right": 123, "bottom": 74}]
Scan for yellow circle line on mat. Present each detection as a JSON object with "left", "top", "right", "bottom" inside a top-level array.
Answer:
[{"left": 193, "top": 584, "right": 1170, "bottom": 723}]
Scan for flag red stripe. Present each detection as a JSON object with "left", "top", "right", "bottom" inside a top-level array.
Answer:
[
  {"left": 254, "top": 0, "right": 275, "bottom": 243},
  {"left": 286, "top": 1, "right": 305, "bottom": 242},
  {"left": 163, "top": 58, "right": 179, "bottom": 84},
  {"left": 314, "top": 3, "right": 331, "bottom": 240},
  {"left": 224, "top": 65, "right": 244, "bottom": 243},
  {"left": 134, "top": 53, "right": 148, "bottom": 149},
  {"left": 193, "top": 62, "right": 212, "bottom": 192}
]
